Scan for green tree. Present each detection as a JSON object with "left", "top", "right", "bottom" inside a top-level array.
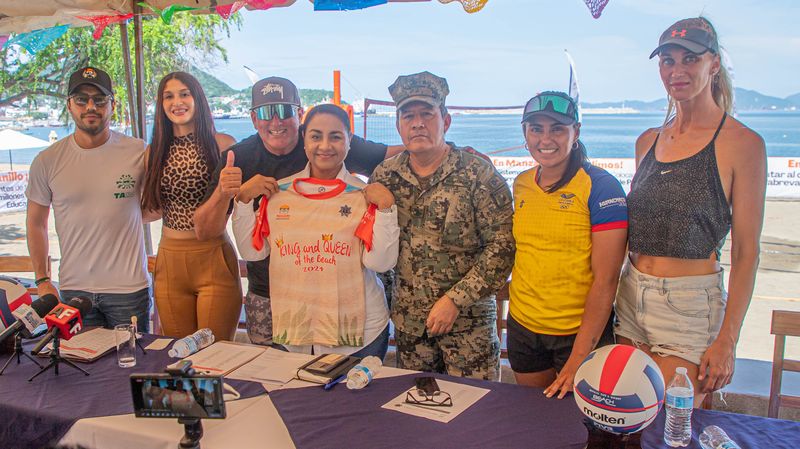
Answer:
[{"left": 0, "top": 13, "right": 241, "bottom": 124}]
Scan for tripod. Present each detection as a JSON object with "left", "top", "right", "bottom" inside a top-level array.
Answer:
[
  {"left": 178, "top": 417, "right": 204, "bottom": 449},
  {"left": 28, "top": 333, "right": 90, "bottom": 382},
  {"left": 0, "top": 332, "right": 43, "bottom": 375}
]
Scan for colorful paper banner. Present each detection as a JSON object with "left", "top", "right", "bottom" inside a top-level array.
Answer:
[
  {"left": 438, "top": 0, "right": 488, "bottom": 14},
  {"left": 215, "top": 1, "right": 246, "bottom": 19},
  {"left": 583, "top": 0, "right": 610, "bottom": 19},
  {"left": 314, "top": 0, "right": 388, "bottom": 11},
  {"left": 76, "top": 14, "right": 134, "bottom": 40},
  {"left": 5, "top": 25, "right": 68, "bottom": 55},
  {"left": 138, "top": 3, "right": 201, "bottom": 24}
]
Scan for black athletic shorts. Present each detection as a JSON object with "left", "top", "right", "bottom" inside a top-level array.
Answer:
[{"left": 506, "top": 313, "right": 615, "bottom": 373}]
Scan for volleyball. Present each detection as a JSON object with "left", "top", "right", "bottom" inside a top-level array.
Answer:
[{"left": 573, "top": 344, "right": 665, "bottom": 434}]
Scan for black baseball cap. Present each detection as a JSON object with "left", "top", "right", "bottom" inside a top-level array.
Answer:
[
  {"left": 649, "top": 18, "right": 719, "bottom": 59},
  {"left": 68, "top": 67, "right": 114, "bottom": 96}
]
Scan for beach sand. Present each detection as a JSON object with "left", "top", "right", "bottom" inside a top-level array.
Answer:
[{"left": 1, "top": 163, "right": 798, "bottom": 362}]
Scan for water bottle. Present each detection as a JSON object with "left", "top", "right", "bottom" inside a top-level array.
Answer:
[
  {"left": 664, "top": 367, "right": 694, "bottom": 447},
  {"left": 168, "top": 328, "right": 215, "bottom": 358},
  {"left": 346, "top": 356, "right": 382, "bottom": 390},
  {"left": 699, "top": 425, "right": 741, "bottom": 449}
]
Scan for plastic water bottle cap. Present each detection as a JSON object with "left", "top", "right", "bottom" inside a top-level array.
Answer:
[{"left": 676, "top": 367, "right": 688, "bottom": 375}]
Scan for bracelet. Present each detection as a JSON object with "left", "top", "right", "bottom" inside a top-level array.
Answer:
[{"left": 34, "top": 276, "right": 51, "bottom": 286}]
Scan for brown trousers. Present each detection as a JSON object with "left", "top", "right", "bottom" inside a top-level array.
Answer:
[{"left": 154, "top": 235, "right": 243, "bottom": 341}]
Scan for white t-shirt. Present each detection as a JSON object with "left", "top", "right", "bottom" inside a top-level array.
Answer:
[{"left": 26, "top": 131, "right": 150, "bottom": 293}]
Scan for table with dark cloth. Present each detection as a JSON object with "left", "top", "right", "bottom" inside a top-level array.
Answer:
[
  {"left": 269, "top": 372, "right": 589, "bottom": 449},
  {"left": 0, "top": 333, "right": 266, "bottom": 449},
  {"left": 642, "top": 407, "right": 800, "bottom": 448}
]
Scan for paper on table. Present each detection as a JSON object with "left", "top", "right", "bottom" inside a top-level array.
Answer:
[
  {"left": 172, "top": 341, "right": 266, "bottom": 375},
  {"left": 227, "top": 348, "right": 313, "bottom": 387},
  {"left": 144, "top": 338, "right": 173, "bottom": 351},
  {"left": 382, "top": 379, "right": 490, "bottom": 423},
  {"left": 41, "top": 327, "right": 116, "bottom": 361}
]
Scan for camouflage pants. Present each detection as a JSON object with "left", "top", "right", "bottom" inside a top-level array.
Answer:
[
  {"left": 244, "top": 291, "right": 272, "bottom": 346},
  {"left": 394, "top": 324, "right": 500, "bottom": 381}
]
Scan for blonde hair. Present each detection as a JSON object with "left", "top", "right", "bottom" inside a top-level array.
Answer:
[{"left": 662, "top": 17, "right": 734, "bottom": 125}]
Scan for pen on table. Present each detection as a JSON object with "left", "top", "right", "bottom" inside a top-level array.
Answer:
[{"left": 323, "top": 375, "right": 347, "bottom": 391}]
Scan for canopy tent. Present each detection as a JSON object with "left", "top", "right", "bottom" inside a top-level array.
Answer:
[
  {"left": 0, "top": 0, "right": 607, "bottom": 251},
  {"left": 0, "top": 0, "right": 506, "bottom": 34},
  {"left": 0, "top": 129, "right": 50, "bottom": 170}
]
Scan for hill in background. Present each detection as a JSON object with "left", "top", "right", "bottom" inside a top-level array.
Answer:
[
  {"left": 190, "top": 67, "right": 337, "bottom": 107},
  {"left": 192, "top": 67, "right": 798, "bottom": 111},
  {"left": 579, "top": 88, "right": 800, "bottom": 111}
]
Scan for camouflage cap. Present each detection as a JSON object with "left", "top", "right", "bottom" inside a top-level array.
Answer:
[
  {"left": 251, "top": 76, "right": 301, "bottom": 109},
  {"left": 388, "top": 71, "right": 449, "bottom": 111}
]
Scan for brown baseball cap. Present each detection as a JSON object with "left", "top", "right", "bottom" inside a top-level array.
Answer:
[{"left": 251, "top": 77, "right": 301, "bottom": 109}]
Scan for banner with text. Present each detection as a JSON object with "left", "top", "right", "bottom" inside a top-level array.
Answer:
[
  {"left": 0, "top": 170, "right": 29, "bottom": 213},
  {"left": 490, "top": 157, "right": 800, "bottom": 199}
]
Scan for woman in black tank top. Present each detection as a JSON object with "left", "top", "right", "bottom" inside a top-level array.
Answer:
[{"left": 616, "top": 17, "right": 766, "bottom": 407}]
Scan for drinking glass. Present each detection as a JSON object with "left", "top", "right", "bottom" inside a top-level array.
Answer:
[{"left": 115, "top": 323, "right": 136, "bottom": 368}]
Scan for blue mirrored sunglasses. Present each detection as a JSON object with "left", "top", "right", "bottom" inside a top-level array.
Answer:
[{"left": 254, "top": 104, "right": 298, "bottom": 121}]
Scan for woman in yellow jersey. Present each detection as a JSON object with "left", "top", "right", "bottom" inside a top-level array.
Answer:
[{"left": 508, "top": 91, "right": 629, "bottom": 398}]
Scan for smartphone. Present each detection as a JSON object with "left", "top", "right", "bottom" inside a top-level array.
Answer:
[
  {"left": 415, "top": 376, "right": 440, "bottom": 396},
  {"left": 130, "top": 373, "right": 226, "bottom": 419}
]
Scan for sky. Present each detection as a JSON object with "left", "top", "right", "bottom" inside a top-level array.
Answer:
[{"left": 206, "top": 0, "right": 800, "bottom": 106}]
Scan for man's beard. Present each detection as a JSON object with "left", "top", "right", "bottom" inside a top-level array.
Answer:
[{"left": 75, "top": 114, "right": 108, "bottom": 136}]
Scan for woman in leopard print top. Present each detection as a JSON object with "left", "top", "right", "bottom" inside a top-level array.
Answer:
[{"left": 142, "top": 72, "right": 243, "bottom": 341}]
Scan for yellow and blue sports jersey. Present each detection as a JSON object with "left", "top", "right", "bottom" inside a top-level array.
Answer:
[{"left": 509, "top": 161, "right": 628, "bottom": 335}]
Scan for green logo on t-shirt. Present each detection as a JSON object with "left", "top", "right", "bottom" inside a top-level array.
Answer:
[
  {"left": 114, "top": 174, "right": 135, "bottom": 199},
  {"left": 116, "top": 174, "right": 135, "bottom": 189}
]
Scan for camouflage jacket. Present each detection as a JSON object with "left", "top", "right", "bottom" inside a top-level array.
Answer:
[{"left": 371, "top": 144, "right": 515, "bottom": 336}]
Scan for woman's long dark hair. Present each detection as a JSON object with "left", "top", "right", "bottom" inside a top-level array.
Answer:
[
  {"left": 541, "top": 135, "right": 589, "bottom": 193},
  {"left": 142, "top": 71, "right": 220, "bottom": 211}
]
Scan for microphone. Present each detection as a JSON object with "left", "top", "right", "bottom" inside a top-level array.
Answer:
[
  {"left": 31, "top": 297, "right": 92, "bottom": 355},
  {"left": 0, "top": 294, "right": 59, "bottom": 344},
  {"left": 0, "top": 276, "right": 33, "bottom": 331}
]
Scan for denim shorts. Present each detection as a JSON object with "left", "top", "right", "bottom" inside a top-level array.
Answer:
[{"left": 614, "top": 259, "right": 727, "bottom": 365}]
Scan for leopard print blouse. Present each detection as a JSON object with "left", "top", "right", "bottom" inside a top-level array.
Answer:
[{"left": 160, "top": 134, "right": 211, "bottom": 231}]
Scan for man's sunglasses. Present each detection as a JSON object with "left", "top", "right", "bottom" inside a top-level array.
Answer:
[
  {"left": 70, "top": 94, "right": 112, "bottom": 108},
  {"left": 253, "top": 104, "right": 298, "bottom": 121},
  {"left": 522, "top": 92, "right": 578, "bottom": 122}
]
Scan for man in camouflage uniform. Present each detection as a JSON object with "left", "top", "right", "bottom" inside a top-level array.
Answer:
[{"left": 371, "top": 72, "right": 514, "bottom": 380}]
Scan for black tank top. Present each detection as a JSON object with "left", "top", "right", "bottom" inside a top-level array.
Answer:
[{"left": 628, "top": 113, "right": 731, "bottom": 259}]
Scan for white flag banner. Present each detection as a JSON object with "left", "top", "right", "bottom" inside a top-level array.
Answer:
[{"left": 564, "top": 49, "right": 582, "bottom": 121}]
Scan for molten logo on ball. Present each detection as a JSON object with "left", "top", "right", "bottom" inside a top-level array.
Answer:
[{"left": 574, "top": 344, "right": 665, "bottom": 434}]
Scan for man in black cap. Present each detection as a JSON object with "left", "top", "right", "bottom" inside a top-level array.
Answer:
[
  {"left": 26, "top": 66, "right": 152, "bottom": 331},
  {"left": 194, "top": 76, "right": 402, "bottom": 346}
]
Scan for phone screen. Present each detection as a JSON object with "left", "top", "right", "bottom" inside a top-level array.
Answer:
[
  {"left": 414, "top": 376, "right": 440, "bottom": 396},
  {"left": 130, "top": 374, "right": 226, "bottom": 419}
]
